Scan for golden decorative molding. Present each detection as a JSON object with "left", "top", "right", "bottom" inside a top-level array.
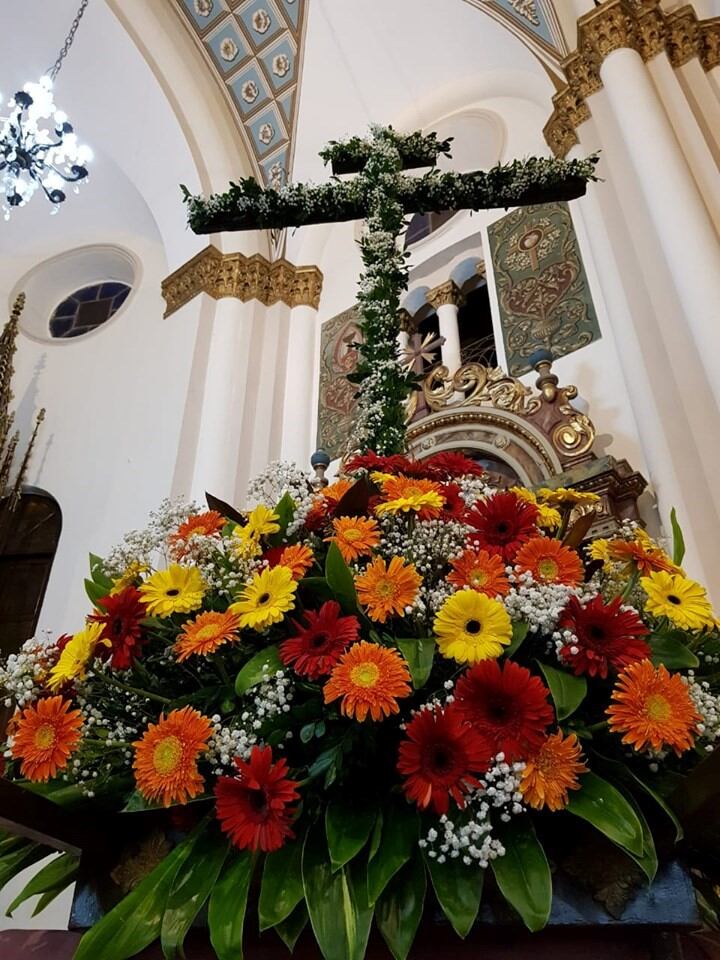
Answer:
[
  {"left": 161, "top": 245, "right": 323, "bottom": 317},
  {"left": 427, "top": 279, "right": 465, "bottom": 310},
  {"left": 544, "top": 0, "right": 720, "bottom": 157}
]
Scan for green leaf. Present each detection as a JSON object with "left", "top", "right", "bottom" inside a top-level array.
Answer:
[
  {"left": 367, "top": 801, "right": 418, "bottom": 905},
  {"left": 274, "top": 900, "right": 308, "bottom": 952},
  {"left": 122, "top": 790, "right": 161, "bottom": 813},
  {"left": 537, "top": 661, "right": 587, "bottom": 721},
  {"left": 267, "top": 493, "right": 297, "bottom": 547},
  {"left": 32, "top": 883, "right": 72, "bottom": 917},
  {"left": 89, "top": 553, "right": 113, "bottom": 590},
  {"left": 424, "top": 846, "right": 483, "bottom": 938},
  {"left": 208, "top": 851, "right": 255, "bottom": 960},
  {"left": 161, "top": 829, "right": 228, "bottom": 959},
  {"left": 74, "top": 833, "right": 196, "bottom": 960},
  {"left": 649, "top": 633, "right": 699, "bottom": 669},
  {"left": 84, "top": 577, "right": 108, "bottom": 607},
  {"left": 566, "top": 772, "right": 645, "bottom": 857},
  {"left": 491, "top": 817, "right": 551, "bottom": 932},
  {"left": 396, "top": 638, "right": 435, "bottom": 689},
  {"left": 259, "top": 838, "right": 305, "bottom": 930},
  {"left": 376, "top": 854, "right": 426, "bottom": 960},
  {"left": 0, "top": 844, "right": 49, "bottom": 894},
  {"left": 235, "top": 645, "right": 282, "bottom": 696},
  {"left": 506, "top": 621, "right": 529, "bottom": 658},
  {"left": 591, "top": 753, "right": 683, "bottom": 842},
  {"left": 326, "top": 801, "right": 377, "bottom": 872},
  {"left": 670, "top": 507, "right": 686, "bottom": 566},
  {"left": 6, "top": 852, "right": 78, "bottom": 917},
  {"left": 302, "top": 824, "right": 373, "bottom": 960},
  {"left": 368, "top": 811, "right": 383, "bottom": 861},
  {"left": 617, "top": 789, "right": 658, "bottom": 883},
  {"left": 325, "top": 542, "right": 358, "bottom": 614}
]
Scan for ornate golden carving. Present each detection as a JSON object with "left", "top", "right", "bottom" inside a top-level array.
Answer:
[
  {"left": 161, "top": 245, "right": 323, "bottom": 317},
  {"left": 427, "top": 279, "right": 464, "bottom": 310},
  {"left": 544, "top": 1, "right": 720, "bottom": 157},
  {"left": 423, "top": 363, "right": 535, "bottom": 414}
]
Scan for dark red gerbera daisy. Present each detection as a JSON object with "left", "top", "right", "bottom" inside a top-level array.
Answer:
[
  {"left": 467, "top": 491, "right": 539, "bottom": 562},
  {"left": 397, "top": 706, "right": 493, "bottom": 815},
  {"left": 88, "top": 587, "right": 147, "bottom": 669},
  {"left": 279, "top": 601, "right": 360, "bottom": 679},
  {"left": 345, "top": 452, "right": 428, "bottom": 478},
  {"left": 424, "top": 451, "right": 485, "bottom": 481},
  {"left": 215, "top": 745, "right": 300, "bottom": 852},
  {"left": 439, "top": 482, "right": 468, "bottom": 521},
  {"left": 454, "top": 659, "right": 554, "bottom": 761},
  {"left": 558, "top": 595, "right": 650, "bottom": 679}
]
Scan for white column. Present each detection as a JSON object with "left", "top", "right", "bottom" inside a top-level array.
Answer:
[
  {"left": 599, "top": 47, "right": 720, "bottom": 410},
  {"left": 280, "top": 304, "right": 319, "bottom": 467},
  {"left": 428, "top": 280, "right": 463, "bottom": 375}
]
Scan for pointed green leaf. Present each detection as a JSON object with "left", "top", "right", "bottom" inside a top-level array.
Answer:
[
  {"left": 566, "top": 772, "right": 645, "bottom": 856},
  {"left": 0, "top": 844, "right": 49, "bottom": 894},
  {"left": 259, "top": 837, "right": 305, "bottom": 930},
  {"left": 367, "top": 801, "right": 418, "bottom": 905},
  {"left": 591, "top": 753, "right": 683, "bottom": 842},
  {"left": 6, "top": 852, "right": 78, "bottom": 917},
  {"left": 32, "top": 882, "right": 71, "bottom": 917},
  {"left": 161, "top": 830, "right": 228, "bottom": 959},
  {"left": 326, "top": 801, "right": 377, "bottom": 872},
  {"left": 506, "top": 621, "right": 529, "bottom": 658},
  {"left": 424, "top": 846, "right": 483, "bottom": 938},
  {"left": 649, "top": 634, "right": 699, "bottom": 669},
  {"left": 368, "top": 810, "right": 383, "bottom": 862},
  {"left": 491, "top": 817, "right": 551, "bottom": 932},
  {"left": 267, "top": 493, "right": 297, "bottom": 547},
  {"left": 617, "top": 789, "right": 658, "bottom": 883},
  {"left": 208, "top": 852, "right": 255, "bottom": 960},
  {"left": 670, "top": 507, "right": 685, "bottom": 566},
  {"left": 396, "top": 638, "right": 435, "bottom": 689},
  {"left": 89, "top": 554, "right": 113, "bottom": 590},
  {"left": 275, "top": 900, "right": 308, "bottom": 952},
  {"left": 325, "top": 542, "right": 358, "bottom": 614},
  {"left": 376, "top": 854, "right": 426, "bottom": 960},
  {"left": 84, "top": 577, "right": 108, "bottom": 607},
  {"left": 235, "top": 645, "right": 282, "bottom": 696},
  {"left": 537, "top": 661, "right": 586, "bottom": 721}
]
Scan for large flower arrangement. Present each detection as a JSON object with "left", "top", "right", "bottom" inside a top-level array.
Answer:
[{"left": 1, "top": 454, "right": 719, "bottom": 959}]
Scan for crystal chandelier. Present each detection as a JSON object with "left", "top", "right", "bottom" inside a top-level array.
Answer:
[{"left": 0, "top": 0, "right": 93, "bottom": 219}]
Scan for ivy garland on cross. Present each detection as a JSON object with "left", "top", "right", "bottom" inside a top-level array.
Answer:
[{"left": 183, "top": 126, "right": 598, "bottom": 455}]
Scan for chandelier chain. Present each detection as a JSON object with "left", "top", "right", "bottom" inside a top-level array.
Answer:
[{"left": 47, "top": 0, "right": 90, "bottom": 82}]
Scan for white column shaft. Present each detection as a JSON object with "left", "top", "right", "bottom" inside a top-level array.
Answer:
[
  {"left": 280, "top": 304, "right": 318, "bottom": 468},
  {"left": 436, "top": 302, "right": 462, "bottom": 374}
]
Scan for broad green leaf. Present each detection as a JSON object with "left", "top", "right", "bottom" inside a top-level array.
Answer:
[
  {"left": 566, "top": 772, "right": 645, "bottom": 856},
  {"left": 122, "top": 790, "right": 161, "bottom": 813},
  {"left": 89, "top": 553, "right": 113, "bottom": 590},
  {"left": 302, "top": 824, "right": 373, "bottom": 960},
  {"left": 537, "top": 661, "right": 587, "bottom": 721},
  {"left": 368, "top": 811, "right": 383, "bottom": 862},
  {"left": 396, "top": 637, "right": 435, "bottom": 689},
  {"left": 591, "top": 753, "right": 683, "bottom": 842},
  {"left": 376, "top": 854, "right": 426, "bottom": 960},
  {"left": 259, "top": 838, "right": 305, "bottom": 930},
  {"left": 670, "top": 507, "right": 685, "bottom": 566},
  {"left": 617, "top": 789, "right": 658, "bottom": 883},
  {"left": 491, "top": 817, "right": 551, "bottom": 932},
  {"left": 326, "top": 801, "right": 377, "bottom": 872},
  {"left": 0, "top": 844, "right": 49, "bottom": 894},
  {"left": 299, "top": 577, "right": 334, "bottom": 603},
  {"left": 84, "top": 577, "right": 108, "bottom": 607},
  {"left": 366, "top": 801, "right": 418, "bottom": 905},
  {"left": 161, "top": 830, "right": 228, "bottom": 959},
  {"left": 506, "top": 621, "right": 529, "bottom": 658},
  {"left": 32, "top": 883, "right": 71, "bottom": 917},
  {"left": 6, "top": 852, "right": 78, "bottom": 917},
  {"left": 208, "top": 852, "right": 255, "bottom": 960},
  {"left": 649, "top": 634, "right": 699, "bottom": 669},
  {"left": 267, "top": 493, "right": 297, "bottom": 547},
  {"left": 325, "top": 542, "right": 358, "bottom": 614},
  {"left": 74, "top": 834, "right": 196, "bottom": 960},
  {"left": 424, "top": 846, "right": 483, "bottom": 938},
  {"left": 275, "top": 900, "right": 308, "bottom": 952},
  {"left": 235, "top": 644, "right": 282, "bottom": 696}
]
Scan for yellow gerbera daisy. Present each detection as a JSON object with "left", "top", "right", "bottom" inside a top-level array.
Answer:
[
  {"left": 231, "top": 524, "right": 263, "bottom": 560},
  {"left": 139, "top": 565, "right": 206, "bottom": 618},
  {"left": 230, "top": 565, "right": 297, "bottom": 630},
  {"left": 587, "top": 538, "right": 612, "bottom": 564},
  {"left": 641, "top": 570, "right": 715, "bottom": 631},
  {"left": 536, "top": 486, "right": 600, "bottom": 508},
  {"left": 510, "top": 487, "right": 561, "bottom": 531},
  {"left": 245, "top": 504, "right": 280, "bottom": 538},
  {"left": 434, "top": 591, "right": 512, "bottom": 664},
  {"left": 110, "top": 560, "right": 150, "bottom": 594},
  {"left": 375, "top": 476, "right": 445, "bottom": 519},
  {"left": 48, "top": 623, "right": 109, "bottom": 691}
]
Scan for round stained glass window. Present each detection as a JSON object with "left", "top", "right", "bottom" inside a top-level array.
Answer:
[{"left": 49, "top": 282, "right": 131, "bottom": 339}]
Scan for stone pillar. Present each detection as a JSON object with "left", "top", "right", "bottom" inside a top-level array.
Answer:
[
  {"left": 427, "top": 280, "right": 464, "bottom": 376},
  {"left": 280, "top": 303, "right": 319, "bottom": 468}
]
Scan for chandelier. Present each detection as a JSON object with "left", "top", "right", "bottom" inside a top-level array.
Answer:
[{"left": 0, "top": 0, "right": 93, "bottom": 219}]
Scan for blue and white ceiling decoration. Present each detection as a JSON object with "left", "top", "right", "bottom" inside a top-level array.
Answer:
[
  {"left": 174, "top": 0, "right": 308, "bottom": 187},
  {"left": 463, "top": 0, "right": 568, "bottom": 62}
]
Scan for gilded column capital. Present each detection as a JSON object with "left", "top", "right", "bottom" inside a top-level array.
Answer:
[
  {"left": 427, "top": 280, "right": 464, "bottom": 310},
  {"left": 161, "top": 245, "right": 323, "bottom": 317}
]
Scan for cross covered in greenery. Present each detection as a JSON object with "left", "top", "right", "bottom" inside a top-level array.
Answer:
[{"left": 184, "top": 127, "right": 597, "bottom": 455}]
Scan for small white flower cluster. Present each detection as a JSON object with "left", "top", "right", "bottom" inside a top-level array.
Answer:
[
  {"left": 105, "top": 497, "right": 199, "bottom": 578},
  {"left": 206, "top": 719, "right": 257, "bottom": 774},
  {"left": 250, "top": 668, "right": 294, "bottom": 724},
  {"left": 686, "top": 672, "right": 720, "bottom": 751},
  {"left": 419, "top": 755, "right": 525, "bottom": 868},
  {"left": 246, "top": 461, "right": 316, "bottom": 536},
  {"left": 456, "top": 475, "right": 492, "bottom": 505},
  {"left": 504, "top": 571, "right": 595, "bottom": 635},
  {"left": 184, "top": 532, "right": 262, "bottom": 598},
  {"left": 551, "top": 627, "right": 580, "bottom": 662},
  {"left": 0, "top": 635, "right": 59, "bottom": 708}
]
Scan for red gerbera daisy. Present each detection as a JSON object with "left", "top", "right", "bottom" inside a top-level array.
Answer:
[
  {"left": 423, "top": 451, "right": 485, "bottom": 480},
  {"left": 467, "top": 491, "right": 539, "bottom": 562},
  {"left": 279, "top": 601, "right": 360, "bottom": 679},
  {"left": 559, "top": 595, "right": 651, "bottom": 678},
  {"left": 215, "top": 745, "right": 300, "bottom": 852},
  {"left": 397, "top": 706, "right": 493, "bottom": 814},
  {"left": 345, "top": 452, "right": 427, "bottom": 478},
  {"left": 439, "top": 482, "right": 468, "bottom": 521},
  {"left": 454, "top": 659, "right": 554, "bottom": 761},
  {"left": 88, "top": 586, "right": 148, "bottom": 669}
]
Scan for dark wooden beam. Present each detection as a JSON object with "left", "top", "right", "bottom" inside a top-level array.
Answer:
[{"left": 0, "top": 780, "right": 95, "bottom": 855}]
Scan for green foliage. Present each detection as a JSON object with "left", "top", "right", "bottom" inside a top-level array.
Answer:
[
  {"left": 274, "top": 901, "right": 308, "bottom": 952},
  {"left": 376, "top": 854, "right": 427, "bottom": 960},
  {"left": 505, "top": 621, "right": 529, "bottom": 658},
  {"left": 537, "top": 661, "right": 587, "bottom": 721},
  {"left": 326, "top": 800, "right": 377, "bottom": 872},
  {"left": 325, "top": 543, "right": 358, "bottom": 613},
  {"left": 491, "top": 817, "right": 552, "bottom": 932},
  {"left": 566, "top": 772, "right": 645, "bottom": 857},
  {"left": 396, "top": 637, "right": 435, "bottom": 688},
  {"left": 424, "top": 845, "right": 483, "bottom": 938},
  {"left": 235, "top": 645, "right": 282, "bottom": 695},
  {"left": 259, "top": 837, "right": 305, "bottom": 930},
  {"left": 5, "top": 852, "right": 78, "bottom": 917},
  {"left": 366, "top": 801, "right": 418, "bottom": 905},
  {"left": 208, "top": 852, "right": 255, "bottom": 960},
  {"left": 670, "top": 507, "right": 686, "bottom": 566},
  {"left": 649, "top": 632, "right": 699, "bottom": 669}
]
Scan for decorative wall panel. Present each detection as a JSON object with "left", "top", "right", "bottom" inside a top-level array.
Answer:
[
  {"left": 487, "top": 201, "right": 600, "bottom": 377},
  {"left": 317, "top": 307, "right": 362, "bottom": 460}
]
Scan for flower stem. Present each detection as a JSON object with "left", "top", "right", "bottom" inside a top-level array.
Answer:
[{"left": 100, "top": 674, "right": 171, "bottom": 706}]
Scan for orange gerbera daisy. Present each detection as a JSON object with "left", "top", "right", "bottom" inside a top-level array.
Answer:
[
  {"left": 323, "top": 641, "right": 412, "bottom": 721},
  {"left": 277, "top": 544, "right": 314, "bottom": 580},
  {"left": 375, "top": 476, "right": 445, "bottom": 520},
  {"left": 606, "top": 539, "right": 679, "bottom": 575},
  {"left": 11, "top": 696, "right": 83, "bottom": 782},
  {"left": 132, "top": 706, "right": 214, "bottom": 806},
  {"left": 170, "top": 511, "right": 225, "bottom": 554},
  {"left": 355, "top": 556, "right": 422, "bottom": 622},
  {"left": 174, "top": 610, "right": 241, "bottom": 661},
  {"left": 520, "top": 731, "right": 588, "bottom": 811},
  {"left": 322, "top": 478, "right": 355, "bottom": 506},
  {"left": 514, "top": 537, "right": 584, "bottom": 586},
  {"left": 607, "top": 660, "right": 700, "bottom": 755},
  {"left": 328, "top": 516, "right": 380, "bottom": 564},
  {"left": 447, "top": 548, "right": 510, "bottom": 597}
]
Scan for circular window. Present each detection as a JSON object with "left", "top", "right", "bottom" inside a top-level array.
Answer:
[{"left": 49, "top": 282, "right": 132, "bottom": 339}]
